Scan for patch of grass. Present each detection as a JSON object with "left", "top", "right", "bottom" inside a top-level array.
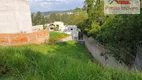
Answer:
[
  {"left": 49, "top": 31, "right": 69, "bottom": 43},
  {"left": 0, "top": 41, "right": 142, "bottom": 80}
]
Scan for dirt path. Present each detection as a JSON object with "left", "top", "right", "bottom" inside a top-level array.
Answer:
[{"left": 56, "top": 36, "right": 72, "bottom": 43}]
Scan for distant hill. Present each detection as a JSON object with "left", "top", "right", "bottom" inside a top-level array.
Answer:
[{"left": 41, "top": 10, "right": 73, "bottom": 16}]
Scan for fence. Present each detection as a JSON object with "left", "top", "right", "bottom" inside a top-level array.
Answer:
[{"left": 0, "top": 30, "right": 49, "bottom": 46}]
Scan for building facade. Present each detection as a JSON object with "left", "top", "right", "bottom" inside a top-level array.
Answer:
[
  {"left": 53, "top": 21, "right": 65, "bottom": 32},
  {"left": 0, "top": 0, "right": 32, "bottom": 33}
]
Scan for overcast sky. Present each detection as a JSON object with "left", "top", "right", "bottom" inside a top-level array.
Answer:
[{"left": 28, "top": 0, "right": 85, "bottom": 12}]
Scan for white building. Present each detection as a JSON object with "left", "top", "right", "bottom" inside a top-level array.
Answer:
[
  {"left": 64, "top": 25, "right": 79, "bottom": 40},
  {"left": 53, "top": 21, "right": 65, "bottom": 32},
  {"left": 0, "top": 0, "right": 32, "bottom": 33},
  {"left": 32, "top": 25, "right": 43, "bottom": 31}
]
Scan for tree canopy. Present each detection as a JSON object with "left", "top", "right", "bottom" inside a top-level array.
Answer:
[{"left": 77, "top": 0, "right": 142, "bottom": 65}]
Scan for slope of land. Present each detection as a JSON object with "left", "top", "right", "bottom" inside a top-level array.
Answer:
[{"left": 0, "top": 41, "right": 142, "bottom": 80}]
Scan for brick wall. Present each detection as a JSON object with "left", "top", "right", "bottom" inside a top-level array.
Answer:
[{"left": 0, "top": 30, "right": 49, "bottom": 46}]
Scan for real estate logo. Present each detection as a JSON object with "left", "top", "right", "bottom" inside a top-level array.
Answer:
[{"left": 104, "top": 0, "right": 140, "bottom": 14}]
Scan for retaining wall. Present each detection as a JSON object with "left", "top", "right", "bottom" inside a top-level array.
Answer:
[
  {"left": 0, "top": 30, "right": 49, "bottom": 46},
  {"left": 135, "top": 47, "right": 142, "bottom": 70},
  {"left": 83, "top": 35, "right": 127, "bottom": 69}
]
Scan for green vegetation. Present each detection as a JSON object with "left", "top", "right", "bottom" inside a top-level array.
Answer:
[
  {"left": 76, "top": 0, "right": 142, "bottom": 65},
  {"left": 31, "top": 11, "right": 72, "bottom": 25},
  {"left": 31, "top": 11, "right": 46, "bottom": 26},
  {"left": 31, "top": 8, "right": 88, "bottom": 26},
  {"left": 46, "top": 13, "right": 71, "bottom": 25},
  {"left": 50, "top": 31, "right": 69, "bottom": 43},
  {"left": 69, "top": 8, "right": 88, "bottom": 25},
  {"left": 0, "top": 41, "right": 142, "bottom": 80}
]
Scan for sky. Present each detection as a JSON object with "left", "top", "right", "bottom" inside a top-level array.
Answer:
[{"left": 28, "top": 0, "right": 85, "bottom": 12}]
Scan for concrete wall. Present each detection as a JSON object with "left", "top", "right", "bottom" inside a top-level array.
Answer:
[
  {"left": 0, "top": 0, "right": 32, "bottom": 33},
  {"left": 135, "top": 47, "right": 142, "bottom": 70},
  {"left": 0, "top": 30, "right": 49, "bottom": 46},
  {"left": 83, "top": 35, "right": 127, "bottom": 69}
]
